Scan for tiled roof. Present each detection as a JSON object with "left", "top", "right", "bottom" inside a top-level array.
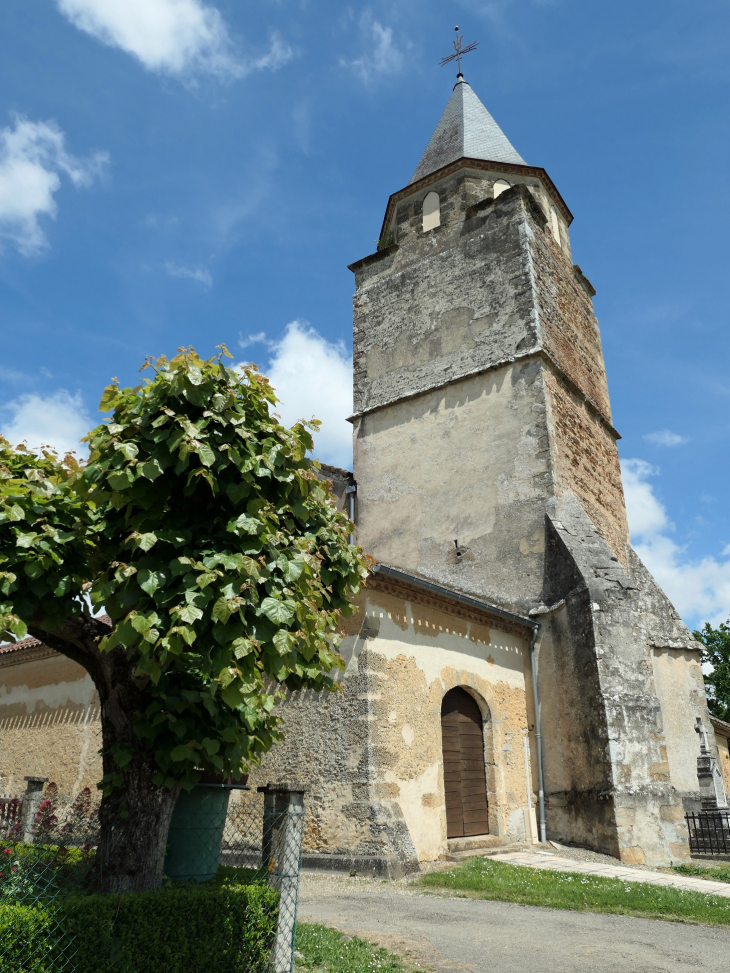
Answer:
[
  {"left": 410, "top": 78, "right": 526, "bottom": 185},
  {"left": 0, "top": 615, "right": 112, "bottom": 657},
  {"left": 0, "top": 635, "right": 43, "bottom": 655}
]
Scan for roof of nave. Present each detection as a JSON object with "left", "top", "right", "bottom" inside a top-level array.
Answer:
[
  {"left": 0, "top": 634, "right": 43, "bottom": 655},
  {"left": 0, "top": 615, "right": 112, "bottom": 667},
  {"left": 711, "top": 715, "right": 730, "bottom": 739},
  {"left": 410, "top": 78, "right": 526, "bottom": 185}
]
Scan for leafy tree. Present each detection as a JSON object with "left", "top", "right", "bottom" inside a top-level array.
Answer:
[
  {"left": 0, "top": 348, "right": 367, "bottom": 891},
  {"left": 694, "top": 619, "right": 730, "bottom": 723}
]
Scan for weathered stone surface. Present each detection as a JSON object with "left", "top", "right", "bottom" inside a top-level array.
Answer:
[
  {"left": 344, "top": 158, "right": 712, "bottom": 866},
  {"left": 249, "top": 581, "right": 535, "bottom": 870}
]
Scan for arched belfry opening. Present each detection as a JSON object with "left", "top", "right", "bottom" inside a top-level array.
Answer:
[{"left": 441, "top": 688, "right": 489, "bottom": 838}]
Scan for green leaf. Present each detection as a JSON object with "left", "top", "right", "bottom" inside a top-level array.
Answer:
[
  {"left": 115, "top": 442, "right": 139, "bottom": 460},
  {"left": 273, "top": 629, "right": 295, "bottom": 655},
  {"left": 108, "top": 469, "right": 135, "bottom": 491},
  {"left": 221, "top": 684, "right": 243, "bottom": 709},
  {"left": 15, "top": 533, "right": 38, "bottom": 548},
  {"left": 233, "top": 514, "right": 262, "bottom": 535},
  {"left": 175, "top": 604, "right": 203, "bottom": 624},
  {"left": 212, "top": 597, "right": 233, "bottom": 624},
  {"left": 196, "top": 571, "right": 218, "bottom": 589},
  {"left": 6, "top": 505, "right": 24, "bottom": 522},
  {"left": 197, "top": 443, "right": 215, "bottom": 467},
  {"left": 226, "top": 482, "right": 249, "bottom": 505},
  {"left": 99, "top": 384, "right": 120, "bottom": 411},
  {"left": 139, "top": 459, "right": 163, "bottom": 481},
  {"left": 231, "top": 638, "right": 255, "bottom": 659},
  {"left": 261, "top": 597, "right": 296, "bottom": 625},
  {"left": 138, "top": 532, "right": 158, "bottom": 551},
  {"left": 138, "top": 568, "right": 164, "bottom": 595},
  {"left": 170, "top": 745, "right": 194, "bottom": 763}
]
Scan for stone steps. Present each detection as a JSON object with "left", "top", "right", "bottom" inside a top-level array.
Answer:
[{"left": 439, "top": 834, "right": 538, "bottom": 862}]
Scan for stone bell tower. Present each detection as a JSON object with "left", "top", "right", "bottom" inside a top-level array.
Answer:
[{"left": 348, "top": 75, "right": 713, "bottom": 864}]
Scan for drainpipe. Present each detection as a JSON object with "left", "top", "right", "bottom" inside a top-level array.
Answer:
[
  {"left": 529, "top": 624, "right": 547, "bottom": 843},
  {"left": 345, "top": 484, "right": 356, "bottom": 545}
]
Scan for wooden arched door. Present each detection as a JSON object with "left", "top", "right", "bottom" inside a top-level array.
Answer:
[{"left": 441, "top": 688, "right": 489, "bottom": 838}]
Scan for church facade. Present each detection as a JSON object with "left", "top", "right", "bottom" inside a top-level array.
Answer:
[{"left": 249, "top": 76, "right": 713, "bottom": 870}]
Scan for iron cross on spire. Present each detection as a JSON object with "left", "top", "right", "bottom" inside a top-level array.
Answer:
[{"left": 439, "top": 26, "right": 479, "bottom": 77}]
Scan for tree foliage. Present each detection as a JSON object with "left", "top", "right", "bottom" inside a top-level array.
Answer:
[
  {"left": 0, "top": 348, "right": 367, "bottom": 792},
  {"left": 694, "top": 618, "right": 730, "bottom": 723}
]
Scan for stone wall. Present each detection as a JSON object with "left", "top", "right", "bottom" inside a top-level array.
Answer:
[
  {"left": 353, "top": 361, "right": 552, "bottom": 613},
  {"left": 0, "top": 650, "right": 102, "bottom": 798},
  {"left": 248, "top": 582, "right": 534, "bottom": 872},
  {"left": 543, "top": 368, "right": 629, "bottom": 565}
]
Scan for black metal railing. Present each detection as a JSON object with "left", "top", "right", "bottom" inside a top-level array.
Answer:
[{"left": 686, "top": 810, "right": 730, "bottom": 857}]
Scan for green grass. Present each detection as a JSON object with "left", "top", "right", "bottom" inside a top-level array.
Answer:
[
  {"left": 295, "top": 923, "right": 411, "bottom": 973},
  {"left": 417, "top": 857, "right": 730, "bottom": 926},
  {"left": 672, "top": 863, "right": 730, "bottom": 883}
]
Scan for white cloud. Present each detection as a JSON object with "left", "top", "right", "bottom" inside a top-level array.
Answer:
[
  {"left": 165, "top": 261, "right": 212, "bottom": 286},
  {"left": 643, "top": 429, "right": 689, "bottom": 447},
  {"left": 0, "top": 390, "right": 91, "bottom": 458},
  {"left": 55, "top": 0, "right": 292, "bottom": 80},
  {"left": 341, "top": 14, "right": 404, "bottom": 83},
  {"left": 0, "top": 116, "right": 107, "bottom": 256},
  {"left": 239, "top": 321, "right": 353, "bottom": 470},
  {"left": 622, "top": 458, "right": 730, "bottom": 627},
  {"left": 238, "top": 331, "right": 269, "bottom": 350}
]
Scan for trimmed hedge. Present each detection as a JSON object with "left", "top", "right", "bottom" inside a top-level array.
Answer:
[
  {"left": 0, "top": 901, "right": 57, "bottom": 972},
  {"left": 0, "top": 878, "right": 279, "bottom": 973}
]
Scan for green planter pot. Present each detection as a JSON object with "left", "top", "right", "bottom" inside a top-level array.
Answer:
[{"left": 164, "top": 785, "right": 231, "bottom": 883}]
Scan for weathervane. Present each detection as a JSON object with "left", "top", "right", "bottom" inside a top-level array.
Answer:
[{"left": 439, "top": 26, "right": 478, "bottom": 78}]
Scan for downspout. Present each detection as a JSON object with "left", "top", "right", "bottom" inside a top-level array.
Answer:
[
  {"left": 345, "top": 484, "right": 356, "bottom": 545},
  {"left": 529, "top": 623, "right": 547, "bottom": 843}
]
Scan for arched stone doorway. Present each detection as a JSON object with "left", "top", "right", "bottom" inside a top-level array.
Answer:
[{"left": 441, "top": 687, "right": 489, "bottom": 838}]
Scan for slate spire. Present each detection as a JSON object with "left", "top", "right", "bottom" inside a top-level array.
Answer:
[{"left": 409, "top": 78, "right": 526, "bottom": 185}]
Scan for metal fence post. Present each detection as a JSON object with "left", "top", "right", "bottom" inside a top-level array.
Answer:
[
  {"left": 258, "top": 783, "right": 306, "bottom": 973},
  {"left": 20, "top": 776, "right": 48, "bottom": 843}
]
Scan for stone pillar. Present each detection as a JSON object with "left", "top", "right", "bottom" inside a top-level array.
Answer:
[
  {"left": 21, "top": 776, "right": 48, "bottom": 843},
  {"left": 258, "top": 783, "right": 306, "bottom": 973}
]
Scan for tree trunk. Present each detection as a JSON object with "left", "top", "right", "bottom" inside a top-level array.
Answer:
[{"left": 29, "top": 614, "right": 180, "bottom": 892}]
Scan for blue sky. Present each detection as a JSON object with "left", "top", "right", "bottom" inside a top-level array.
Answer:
[{"left": 0, "top": 0, "right": 728, "bottom": 628}]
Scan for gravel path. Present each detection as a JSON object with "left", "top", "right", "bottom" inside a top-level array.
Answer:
[{"left": 298, "top": 873, "right": 730, "bottom": 972}]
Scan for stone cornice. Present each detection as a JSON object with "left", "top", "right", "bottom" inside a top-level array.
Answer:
[
  {"left": 368, "top": 571, "right": 532, "bottom": 640},
  {"left": 377, "top": 157, "right": 573, "bottom": 243},
  {"left": 349, "top": 347, "right": 621, "bottom": 442},
  {"left": 0, "top": 642, "right": 59, "bottom": 670}
]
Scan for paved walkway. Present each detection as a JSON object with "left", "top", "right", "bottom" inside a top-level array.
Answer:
[
  {"left": 298, "top": 874, "right": 730, "bottom": 972},
  {"left": 490, "top": 850, "right": 730, "bottom": 898}
]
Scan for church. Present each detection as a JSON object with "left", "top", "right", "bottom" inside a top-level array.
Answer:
[
  {"left": 247, "top": 71, "right": 715, "bottom": 872},
  {"left": 1, "top": 72, "right": 722, "bottom": 874}
]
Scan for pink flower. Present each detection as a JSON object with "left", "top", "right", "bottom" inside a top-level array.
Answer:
[
  {"left": 11, "top": 867, "right": 17, "bottom": 872},
  {"left": 2, "top": 849, "right": 11, "bottom": 856}
]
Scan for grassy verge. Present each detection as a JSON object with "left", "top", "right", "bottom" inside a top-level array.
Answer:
[
  {"left": 294, "top": 922, "right": 412, "bottom": 972},
  {"left": 417, "top": 857, "right": 730, "bottom": 926},
  {"left": 672, "top": 863, "right": 730, "bottom": 883}
]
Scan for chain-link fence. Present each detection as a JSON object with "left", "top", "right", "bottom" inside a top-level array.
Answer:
[{"left": 0, "top": 780, "right": 305, "bottom": 973}]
